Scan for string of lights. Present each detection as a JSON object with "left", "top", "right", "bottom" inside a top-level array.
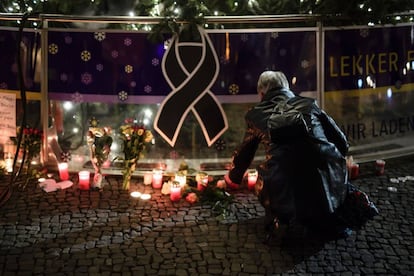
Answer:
[{"left": 1, "top": 0, "right": 413, "bottom": 27}]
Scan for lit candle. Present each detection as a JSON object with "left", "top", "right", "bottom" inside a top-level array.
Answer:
[
  {"left": 350, "top": 163, "right": 359, "bottom": 180},
  {"left": 143, "top": 171, "right": 153, "bottom": 185},
  {"left": 152, "top": 169, "right": 163, "bottom": 189},
  {"left": 140, "top": 193, "right": 151, "bottom": 200},
  {"left": 247, "top": 169, "right": 258, "bottom": 190},
  {"left": 196, "top": 172, "right": 208, "bottom": 191},
  {"left": 175, "top": 173, "right": 187, "bottom": 188},
  {"left": 78, "top": 170, "right": 90, "bottom": 190},
  {"left": 170, "top": 181, "right": 181, "bottom": 202},
  {"left": 375, "top": 159, "right": 386, "bottom": 176},
  {"left": 130, "top": 191, "right": 142, "bottom": 198},
  {"left": 5, "top": 154, "right": 13, "bottom": 173},
  {"left": 58, "top": 162, "right": 69, "bottom": 181}
]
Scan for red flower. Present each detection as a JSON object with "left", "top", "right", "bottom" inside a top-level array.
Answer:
[{"left": 186, "top": 192, "right": 199, "bottom": 204}]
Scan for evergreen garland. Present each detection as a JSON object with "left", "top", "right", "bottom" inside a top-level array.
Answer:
[{"left": 1, "top": 0, "right": 413, "bottom": 27}]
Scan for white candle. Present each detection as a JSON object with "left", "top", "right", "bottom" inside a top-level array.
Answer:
[
  {"left": 143, "top": 172, "right": 153, "bottom": 185},
  {"left": 140, "top": 193, "right": 151, "bottom": 200},
  {"left": 130, "top": 191, "right": 142, "bottom": 198},
  {"left": 170, "top": 181, "right": 181, "bottom": 202},
  {"left": 5, "top": 155, "right": 13, "bottom": 173},
  {"left": 58, "top": 162, "right": 69, "bottom": 181},
  {"left": 78, "top": 170, "right": 90, "bottom": 190},
  {"left": 196, "top": 172, "right": 208, "bottom": 191},
  {"left": 247, "top": 169, "right": 258, "bottom": 190},
  {"left": 175, "top": 173, "right": 187, "bottom": 188},
  {"left": 152, "top": 169, "right": 163, "bottom": 189}
]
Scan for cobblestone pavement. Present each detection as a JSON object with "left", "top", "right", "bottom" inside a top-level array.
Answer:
[{"left": 0, "top": 155, "right": 414, "bottom": 275}]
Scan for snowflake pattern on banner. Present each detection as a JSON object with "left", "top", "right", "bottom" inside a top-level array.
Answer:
[
  {"left": 111, "top": 50, "right": 119, "bottom": 59},
  {"left": 64, "top": 35, "right": 72, "bottom": 44},
  {"left": 49, "top": 44, "right": 58, "bottom": 54},
  {"left": 60, "top": 151, "right": 72, "bottom": 162},
  {"left": 81, "top": 73, "right": 93, "bottom": 85},
  {"left": 124, "top": 38, "right": 132, "bottom": 46},
  {"left": 125, "top": 65, "right": 133, "bottom": 74},
  {"left": 228, "top": 84, "right": 239, "bottom": 95},
  {"left": 144, "top": 85, "right": 152, "bottom": 93},
  {"left": 271, "top": 32, "right": 279, "bottom": 39},
  {"left": 81, "top": 50, "right": 91, "bottom": 62},
  {"left": 301, "top": 60, "right": 310, "bottom": 69},
  {"left": 71, "top": 92, "right": 83, "bottom": 102},
  {"left": 118, "top": 91, "right": 128, "bottom": 101},
  {"left": 214, "top": 139, "right": 226, "bottom": 151},
  {"left": 151, "top": 58, "right": 159, "bottom": 66},
  {"left": 94, "top": 32, "right": 106, "bottom": 41}
]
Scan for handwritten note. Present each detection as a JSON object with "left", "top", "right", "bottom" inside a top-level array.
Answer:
[{"left": 0, "top": 93, "right": 16, "bottom": 143}]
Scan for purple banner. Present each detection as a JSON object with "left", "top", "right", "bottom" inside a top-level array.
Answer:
[
  {"left": 325, "top": 25, "right": 414, "bottom": 91},
  {"left": 46, "top": 30, "right": 317, "bottom": 103}
]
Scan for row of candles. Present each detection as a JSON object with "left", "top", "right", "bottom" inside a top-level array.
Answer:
[
  {"left": 56, "top": 161, "right": 260, "bottom": 202},
  {"left": 346, "top": 157, "right": 386, "bottom": 180}
]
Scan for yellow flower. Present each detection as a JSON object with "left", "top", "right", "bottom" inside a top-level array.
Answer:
[{"left": 144, "top": 130, "right": 153, "bottom": 143}]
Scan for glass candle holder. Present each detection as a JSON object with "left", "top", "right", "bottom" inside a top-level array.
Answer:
[
  {"left": 152, "top": 169, "right": 163, "bottom": 189},
  {"left": 175, "top": 173, "right": 187, "bottom": 188},
  {"left": 375, "top": 159, "right": 386, "bottom": 176},
  {"left": 143, "top": 171, "right": 153, "bottom": 185},
  {"left": 196, "top": 172, "right": 208, "bottom": 191},
  {"left": 350, "top": 163, "right": 359, "bottom": 180},
  {"left": 170, "top": 181, "right": 181, "bottom": 202},
  {"left": 78, "top": 170, "right": 90, "bottom": 190},
  {"left": 247, "top": 169, "right": 258, "bottom": 190},
  {"left": 58, "top": 162, "right": 70, "bottom": 181}
]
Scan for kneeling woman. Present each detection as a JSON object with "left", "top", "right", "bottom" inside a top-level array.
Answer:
[{"left": 222, "top": 70, "right": 378, "bottom": 239}]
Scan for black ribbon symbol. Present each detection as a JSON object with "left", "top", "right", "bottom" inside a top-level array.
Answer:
[{"left": 154, "top": 27, "right": 228, "bottom": 147}]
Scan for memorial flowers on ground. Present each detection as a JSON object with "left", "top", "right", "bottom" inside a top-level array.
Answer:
[
  {"left": 10, "top": 126, "right": 45, "bottom": 188},
  {"left": 87, "top": 117, "right": 113, "bottom": 189},
  {"left": 177, "top": 170, "right": 235, "bottom": 219},
  {"left": 118, "top": 118, "right": 153, "bottom": 190},
  {"left": 21, "top": 127, "right": 43, "bottom": 170}
]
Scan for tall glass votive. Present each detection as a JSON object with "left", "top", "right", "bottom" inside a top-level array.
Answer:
[
  {"left": 247, "top": 169, "right": 258, "bottom": 190},
  {"left": 78, "top": 171, "right": 90, "bottom": 190},
  {"left": 170, "top": 181, "right": 181, "bottom": 202},
  {"left": 143, "top": 171, "right": 153, "bottom": 185},
  {"left": 58, "top": 162, "right": 69, "bottom": 181},
  {"left": 4, "top": 154, "right": 13, "bottom": 173},
  {"left": 175, "top": 172, "right": 187, "bottom": 188},
  {"left": 152, "top": 169, "right": 163, "bottom": 189},
  {"left": 196, "top": 172, "right": 208, "bottom": 191},
  {"left": 375, "top": 159, "right": 386, "bottom": 176}
]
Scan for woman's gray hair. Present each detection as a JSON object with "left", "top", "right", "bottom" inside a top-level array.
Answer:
[{"left": 257, "top": 71, "right": 289, "bottom": 94}]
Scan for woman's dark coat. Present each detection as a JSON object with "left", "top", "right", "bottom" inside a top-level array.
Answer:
[{"left": 228, "top": 87, "right": 350, "bottom": 225}]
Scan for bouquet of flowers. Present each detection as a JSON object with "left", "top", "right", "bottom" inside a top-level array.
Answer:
[
  {"left": 87, "top": 118, "right": 113, "bottom": 189},
  {"left": 12, "top": 126, "right": 43, "bottom": 176},
  {"left": 22, "top": 127, "right": 43, "bottom": 165},
  {"left": 8, "top": 126, "right": 44, "bottom": 188},
  {"left": 119, "top": 118, "right": 153, "bottom": 190}
]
